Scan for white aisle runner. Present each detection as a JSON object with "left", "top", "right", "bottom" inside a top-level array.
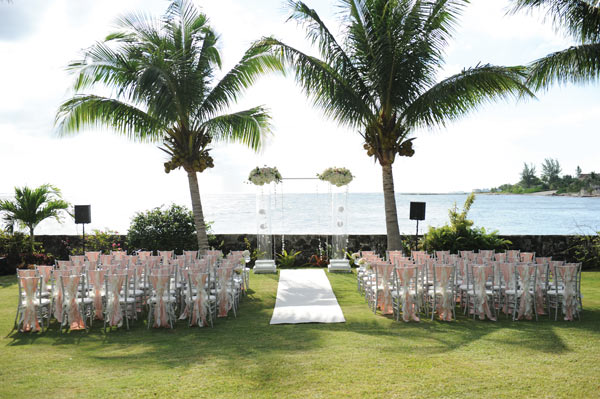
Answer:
[{"left": 270, "top": 269, "right": 346, "bottom": 324}]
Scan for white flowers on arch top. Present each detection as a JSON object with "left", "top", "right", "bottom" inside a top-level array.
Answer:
[{"left": 248, "top": 166, "right": 282, "bottom": 186}]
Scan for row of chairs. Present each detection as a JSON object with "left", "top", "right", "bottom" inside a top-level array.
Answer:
[
  {"left": 357, "top": 250, "right": 583, "bottom": 322},
  {"left": 13, "top": 250, "right": 251, "bottom": 333}
]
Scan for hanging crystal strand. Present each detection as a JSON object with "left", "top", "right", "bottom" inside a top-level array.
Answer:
[
  {"left": 281, "top": 179, "right": 285, "bottom": 254},
  {"left": 317, "top": 180, "right": 322, "bottom": 257},
  {"left": 328, "top": 182, "right": 333, "bottom": 259},
  {"left": 272, "top": 182, "right": 277, "bottom": 258}
]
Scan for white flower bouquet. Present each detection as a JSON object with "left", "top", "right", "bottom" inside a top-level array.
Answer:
[
  {"left": 248, "top": 166, "right": 282, "bottom": 186},
  {"left": 318, "top": 167, "right": 353, "bottom": 187}
]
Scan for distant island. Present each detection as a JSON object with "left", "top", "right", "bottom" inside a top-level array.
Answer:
[{"left": 483, "top": 159, "right": 600, "bottom": 197}]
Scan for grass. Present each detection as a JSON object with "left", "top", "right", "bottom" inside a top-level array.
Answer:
[{"left": 1, "top": 270, "right": 599, "bottom": 398}]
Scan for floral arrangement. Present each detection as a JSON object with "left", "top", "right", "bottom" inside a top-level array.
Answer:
[
  {"left": 248, "top": 166, "right": 282, "bottom": 186},
  {"left": 318, "top": 167, "right": 353, "bottom": 187}
]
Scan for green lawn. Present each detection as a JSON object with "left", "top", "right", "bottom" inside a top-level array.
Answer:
[{"left": 1, "top": 270, "right": 599, "bottom": 398}]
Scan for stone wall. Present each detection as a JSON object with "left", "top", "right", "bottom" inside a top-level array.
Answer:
[{"left": 35, "top": 233, "right": 580, "bottom": 265}]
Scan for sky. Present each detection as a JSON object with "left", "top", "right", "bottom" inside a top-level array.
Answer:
[{"left": 0, "top": 0, "right": 599, "bottom": 235}]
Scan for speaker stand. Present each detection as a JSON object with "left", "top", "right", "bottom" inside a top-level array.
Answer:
[{"left": 414, "top": 220, "right": 419, "bottom": 251}]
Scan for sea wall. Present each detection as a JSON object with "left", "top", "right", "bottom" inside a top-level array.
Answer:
[{"left": 35, "top": 233, "right": 579, "bottom": 265}]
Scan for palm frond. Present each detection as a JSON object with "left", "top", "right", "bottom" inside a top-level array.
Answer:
[
  {"left": 509, "top": 0, "right": 600, "bottom": 42},
  {"left": 287, "top": 0, "right": 374, "bottom": 106},
  {"left": 262, "top": 37, "right": 374, "bottom": 131},
  {"left": 402, "top": 64, "right": 535, "bottom": 129},
  {"left": 201, "top": 107, "right": 272, "bottom": 151},
  {"left": 527, "top": 43, "right": 600, "bottom": 90},
  {"left": 200, "top": 40, "right": 284, "bottom": 120},
  {"left": 55, "top": 95, "right": 165, "bottom": 143}
]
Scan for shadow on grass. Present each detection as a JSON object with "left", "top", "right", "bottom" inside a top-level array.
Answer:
[{"left": 4, "top": 269, "right": 600, "bottom": 373}]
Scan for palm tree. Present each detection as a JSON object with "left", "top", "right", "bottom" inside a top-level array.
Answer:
[
  {"left": 262, "top": 0, "right": 533, "bottom": 250},
  {"left": 0, "top": 184, "right": 71, "bottom": 250},
  {"left": 55, "top": 0, "right": 283, "bottom": 251},
  {"left": 510, "top": 0, "right": 600, "bottom": 90}
]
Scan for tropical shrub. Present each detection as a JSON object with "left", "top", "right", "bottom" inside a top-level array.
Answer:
[
  {"left": 127, "top": 205, "right": 199, "bottom": 253},
  {"left": 277, "top": 250, "right": 302, "bottom": 268},
  {"left": 0, "top": 232, "right": 54, "bottom": 274},
  {"left": 243, "top": 237, "right": 264, "bottom": 267},
  {"left": 306, "top": 254, "right": 328, "bottom": 268},
  {"left": 70, "top": 229, "right": 125, "bottom": 256},
  {"left": 421, "top": 194, "right": 511, "bottom": 253},
  {"left": 568, "top": 233, "right": 600, "bottom": 270}
]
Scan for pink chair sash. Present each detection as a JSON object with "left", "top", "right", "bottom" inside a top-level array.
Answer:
[
  {"left": 36, "top": 266, "right": 53, "bottom": 295},
  {"left": 516, "top": 265, "right": 535, "bottom": 320},
  {"left": 62, "top": 274, "right": 85, "bottom": 330},
  {"left": 56, "top": 260, "right": 72, "bottom": 269},
  {"left": 396, "top": 266, "right": 419, "bottom": 322},
  {"left": 88, "top": 268, "right": 105, "bottom": 320},
  {"left": 557, "top": 265, "right": 578, "bottom": 321},
  {"left": 53, "top": 270, "right": 70, "bottom": 323},
  {"left": 85, "top": 251, "right": 101, "bottom": 265},
  {"left": 374, "top": 263, "right": 394, "bottom": 315},
  {"left": 499, "top": 263, "right": 516, "bottom": 314},
  {"left": 217, "top": 267, "right": 234, "bottom": 317},
  {"left": 434, "top": 265, "right": 453, "bottom": 321},
  {"left": 105, "top": 273, "right": 125, "bottom": 327},
  {"left": 20, "top": 276, "right": 41, "bottom": 332},
  {"left": 180, "top": 271, "right": 209, "bottom": 326},
  {"left": 150, "top": 274, "right": 171, "bottom": 328},
  {"left": 472, "top": 265, "right": 496, "bottom": 321}
]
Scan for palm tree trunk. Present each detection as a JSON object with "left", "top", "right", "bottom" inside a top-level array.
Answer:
[
  {"left": 29, "top": 226, "right": 35, "bottom": 252},
  {"left": 381, "top": 163, "right": 402, "bottom": 251},
  {"left": 187, "top": 171, "right": 209, "bottom": 251}
]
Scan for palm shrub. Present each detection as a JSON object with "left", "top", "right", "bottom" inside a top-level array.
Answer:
[
  {"left": 0, "top": 184, "right": 71, "bottom": 250},
  {"left": 263, "top": 0, "right": 533, "bottom": 250},
  {"left": 56, "top": 0, "right": 283, "bottom": 250},
  {"left": 277, "top": 249, "right": 302, "bottom": 268},
  {"left": 421, "top": 193, "right": 511, "bottom": 253}
]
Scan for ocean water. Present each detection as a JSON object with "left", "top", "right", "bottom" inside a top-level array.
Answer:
[
  {"left": 29, "top": 193, "right": 600, "bottom": 236},
  {"left": 203, "top": 193, "right": 600, "bottom": 235}
]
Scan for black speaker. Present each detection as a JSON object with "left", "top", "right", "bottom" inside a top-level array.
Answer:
[
  {"left": 74, "top": 205, "right": 91, "bottom": 224},
  {"left": 409, "top": 202, "right": 426, "bottom": 221}
]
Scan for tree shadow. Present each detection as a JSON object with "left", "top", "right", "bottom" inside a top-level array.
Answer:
[{"left": 4, "top": 269, "right": 599, "bottom": 374}]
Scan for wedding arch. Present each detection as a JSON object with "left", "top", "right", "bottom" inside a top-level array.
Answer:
[{"left": 248, "top": 166, "right": 353, "bottom": 273}]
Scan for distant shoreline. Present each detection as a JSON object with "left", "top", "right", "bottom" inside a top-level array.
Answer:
[{"left": 478, "top": 190, "right": 600, "bottom": 198}]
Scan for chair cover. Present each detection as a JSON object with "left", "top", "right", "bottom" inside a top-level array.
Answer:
[
  {"left": 472, "top": 265, "right": 496, "bottom": 321},
  {"left": 375, "top": 263, "right": 394, "bottom": 315},
  {"left": 20, "top": 276, "right": 41, "bottom": 332},
  {"left": 88, "top": 268, "right": 105, "bottom": 320},
  {"left": 434, "top": 265, "right": 454, "bottom": 321},
  {"left": 396, "top": 266, "right": 420, "bottom": 322},
  {"left": 557, "top": 265, "right": 579, "bottom": 321},
  {"left": 181, "top": 271, "right": 210, "bottom": 327},
  {"left": 105, "top": 273, "right": 125, "bottom": 327},
  {"left": 62, "top": 274, "right": 85, "bottom": 330},
  {"left": 217, "top": 267, "right": 234, "bottom": 317},
  {"left": 150, "top": 274, "right": 171, "bottom": 328},
  {"left": 85, "top": 251, "right": 101, "bottom": 265},
  {"left": 516, "top": 265, "right": 536, "bottom": 320},
  {"left": 35, "top": 265, "right": 53, "bottom": 296},
  {"left": 53, "top": 270, "right": 70, "bottom": 323},
  {"left": 499, "top": 263, "right": 516, "bottom": 315}
]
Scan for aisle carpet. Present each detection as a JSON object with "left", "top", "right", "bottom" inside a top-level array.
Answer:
[{"left": 270, "top": 269, "right": 346, "bottom": 324}]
